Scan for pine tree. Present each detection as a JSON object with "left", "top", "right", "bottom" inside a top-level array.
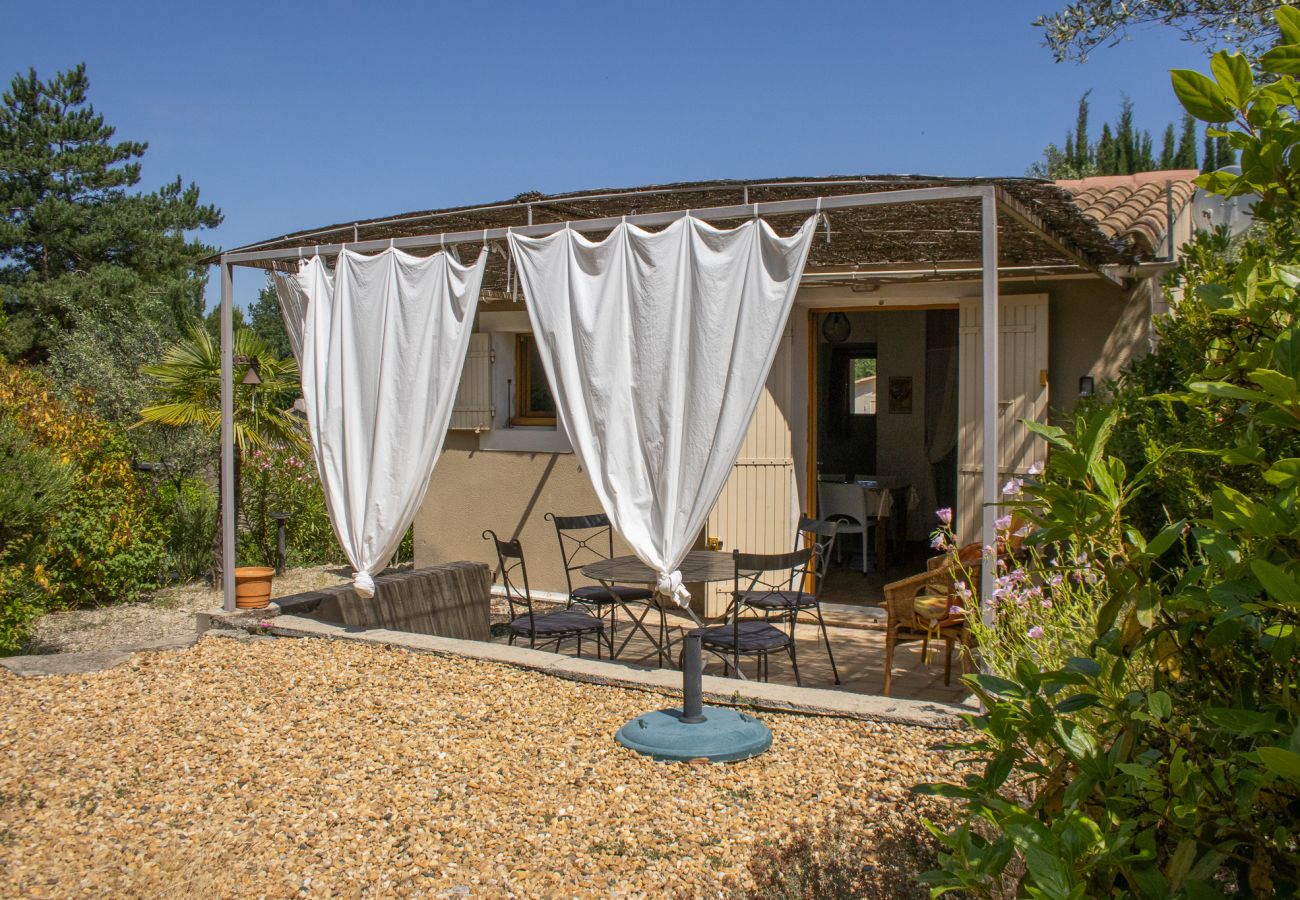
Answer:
[
  {"left": 1173, "top": 113, "right": 1198, "bottom": 168},
  {"left": 0, "top": 65, "right": 221, "bottom": 362}
]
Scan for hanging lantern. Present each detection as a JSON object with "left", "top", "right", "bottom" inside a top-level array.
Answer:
[{"left": 821, "top": 312, "right": 851, "bottom": 344}]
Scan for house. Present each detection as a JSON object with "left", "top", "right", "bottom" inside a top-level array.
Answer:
[{"left": 228, "top": 172, "right": 1199, "bottom": 618}]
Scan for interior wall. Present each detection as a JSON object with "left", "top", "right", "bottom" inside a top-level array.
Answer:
[{"left": 809, "top": 307, "right": 932, "bottom": 541}]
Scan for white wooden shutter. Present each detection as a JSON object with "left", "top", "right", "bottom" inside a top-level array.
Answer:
[
  {"left": 702, "top": 328, "right": 797, "bottom": 619},
  {"left": 957, "top": 295, "right": 1049, "bottom": 544},
  {"left": 449, "top": 333, "right": 493, "bottom": 431}
]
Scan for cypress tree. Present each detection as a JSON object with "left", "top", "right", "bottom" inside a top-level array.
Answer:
[
  {"left": 1173, "top": 113, "right": 1198, "bottom": 168},
  {"left": 1097, "top": 123, "right": 1118, "bottom": 175},
  {"left": 1159, "top": 123, "right": 1176, "bottom": 169},
  {"left": 1203, "top": 130, "right": 1218, "bottom": 173},
  {"left": 1073, "top": 92, "right": 1092, "bottom": 172},
  {"left": 1215, "top": 134, "right": 1236, "bottom": 168}
]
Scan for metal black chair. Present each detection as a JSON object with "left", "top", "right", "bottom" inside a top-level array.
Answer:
[
  {"left": 689, "top": 548, "right": 807, "bottom": 686},
  {"left": 482, "top": 529, "right": 605, "bottom": 655},
  {"left": 737, "top": 516, "right": 841, "bottom": 684},
  {"left": 546, "top": 512, "right": 655, "bottom": 659}
]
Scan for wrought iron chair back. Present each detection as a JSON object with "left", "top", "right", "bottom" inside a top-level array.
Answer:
[
  {"left": 795, "top": 515, "right": 839, "bottom": 584},
  {"left": 732, "top": 547, "right": 813, "bottom": 608},
  {"left": 545, "top": 512, "right": 618, "bottom": 598},
  {"left": 482, "top": 529, "right": 534, "bottom": 631}
]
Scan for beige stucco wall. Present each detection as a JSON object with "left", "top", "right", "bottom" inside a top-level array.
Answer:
[
  {"left": 416, "top": 272, "right": 1159, "bottom": 598},
  {"left": 1039, "top": 277, "right": 1155, "bottom": 418},
  {"left": 412, "top": 432, "right": 634, "bottom": 597}
]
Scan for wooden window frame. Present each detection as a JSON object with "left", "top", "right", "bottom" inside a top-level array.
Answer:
[{"left": 512, "top": 333, "right": 557, "bottom": 426}]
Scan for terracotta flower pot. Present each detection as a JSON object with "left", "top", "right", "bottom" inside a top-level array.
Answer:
[{"left": 234, "top": 566, "right": 276, "bottom": 609}]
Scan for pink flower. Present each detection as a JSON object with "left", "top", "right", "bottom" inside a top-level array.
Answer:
[
  {"left": 1027, "top": 460, "right": 1044, "bottom": 476},
  {"left": 931, "top": 532, "right": 951, "bottom": 551},
  {"left": 1002, "top": 478, "right": 1023, "bottom": 496},
  {"left": 995, "top": 514, "right": 1013, "bottom": 532},
  {"left": 948, "top": 605, "right": 965, "bottom": 616},
  {"left": 936, "top": 507, "right": 953, "bottom": 526},
  {"left": 1028, "top": 625, "right": 1044, "bottom": 639}
]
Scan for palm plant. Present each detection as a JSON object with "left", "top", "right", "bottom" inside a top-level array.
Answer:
[{"left": 139, "top": 322, "right": 304, "bottom": 580}]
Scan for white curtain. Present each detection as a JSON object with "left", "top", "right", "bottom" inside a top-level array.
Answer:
[
  {"left": 278, "top": 247, "right": 487, "bottom": 597},
  {"left": 508, "top": 216, "right": 816, "bottom": 607},
  {"left": 269, "top": 268, "right": 310, "bottom": 361}
]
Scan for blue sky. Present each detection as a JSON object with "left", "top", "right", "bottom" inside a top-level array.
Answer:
[{"left": 3, "top": 1, "right": 1215, "bottom": 307}]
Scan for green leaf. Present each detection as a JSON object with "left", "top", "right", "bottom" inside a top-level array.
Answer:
[
  {"left": 1251, "top": 368, "right": 1299, "bottom": 401},
  {"left": 1280, "top": 6, "right": 1300, "bottom": 44},
  {"left": 1148, "top": 691, "right": 1172, "bottom": 720},
  {"left": 1146, "top": 520, "right": 1186, "bottom": 558},
  {"left": 1171, "top": 70, "right": 1236, "bottom": 122},
  {"left": 1188, "top": 381, "right": 1268, "bottom": 403},
  {"left": 1202, "top": 707, "right": 1280, "bottom": 736},
  {"left": 1252, "top": 559, "right": 1300, "bottom": 605},
  {"left": 1264, "top": 458, "right": 1300, "bottom": 489},
  {"left": 1211, "top": 51, "right": 1255, "bottom": 107},
  {"left": 1261, "top": 43, "right": 1300, "bottom": 75},
  {"left": 1055, "top": 693, "right": 1100, "bottom": 714},
  {"left": 1275, "top": 328, "right": 1300, "bottom": 379},
  {"left": 1257, "top": 747, "right": 1300, "bottom": 782},
  {"left": 974, "top": 673, "right": 1023, "bottom": 697}
]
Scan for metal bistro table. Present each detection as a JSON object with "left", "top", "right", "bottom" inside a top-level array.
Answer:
[{"left": 580, "top": 550, "right": 732, "bottom": 668}]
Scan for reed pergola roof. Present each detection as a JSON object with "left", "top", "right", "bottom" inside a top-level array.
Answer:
[{"left": 220, "top": 175, "right": 1159, "bottom": 295}]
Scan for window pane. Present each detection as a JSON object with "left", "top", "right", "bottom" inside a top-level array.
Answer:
[
  {"left": 851, "top": 355, "right": 876, "bottom": 415},
  {"left": 527, "top": 344, "right": 556, "bottom": 415}
]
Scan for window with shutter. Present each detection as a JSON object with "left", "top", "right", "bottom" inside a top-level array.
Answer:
[{"left": 449, "top": 333, "right": 493, "bottom": 431}]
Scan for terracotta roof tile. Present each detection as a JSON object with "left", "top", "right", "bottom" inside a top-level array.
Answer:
[{"left": 1055, "top": 169, "right": 1199, "bottom": 258}]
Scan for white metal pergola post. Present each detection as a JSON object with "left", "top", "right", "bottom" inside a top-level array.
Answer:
[
  {"left": 980, "top": 189, "right": 1000, "bottom": 624},
  {"left": 214, "top": 184, "right": 1050, "bottom": 613},
  {"left": 220, "top": 260, "right": 236, "bottom": 612}
]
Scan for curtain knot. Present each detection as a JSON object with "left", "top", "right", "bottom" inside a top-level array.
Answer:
[
  {"left": 655, "top": 570, "right": 691, "bottom": 608},
  {"left": 354, "top": 570, "right": 376, "bottom": 599}
]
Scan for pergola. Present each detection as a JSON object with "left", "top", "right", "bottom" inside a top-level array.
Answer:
[{"left": 213, "top": 176, "right": 1135, "bottom": 617}]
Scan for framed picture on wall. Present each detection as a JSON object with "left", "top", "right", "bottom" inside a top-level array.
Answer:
[{"left": 887, "top": 376, "right": 913, "bottom": 414}]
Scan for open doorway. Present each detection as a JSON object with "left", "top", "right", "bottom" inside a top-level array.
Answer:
[{"left": 810, "top": 308, "right": 959, "bottom": 605}]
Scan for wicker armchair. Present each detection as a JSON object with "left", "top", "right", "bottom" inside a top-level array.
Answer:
[{"left": 881, "top": 544, "right": 980, "bottom": 695}]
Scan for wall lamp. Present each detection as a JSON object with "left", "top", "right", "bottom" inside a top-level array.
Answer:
[{"left": 1078, "top": 375, "right": 1095, "bottom": 398}]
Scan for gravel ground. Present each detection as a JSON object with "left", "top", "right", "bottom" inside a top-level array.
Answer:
[
  {"left": 0, "top": 635, "right": 966, "bottom": 898},
  {"left": 25, "top": 567, "right": 354, "bottom": 654}
]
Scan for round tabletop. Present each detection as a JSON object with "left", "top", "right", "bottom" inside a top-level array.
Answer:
[{"left": 581, "top": 550, "right": 734, "bottom": 585}]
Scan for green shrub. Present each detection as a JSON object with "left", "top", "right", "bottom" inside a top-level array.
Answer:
[
  {"left": 238, "top": 443, "right": 343, "bottom": 569},
  {"left": 0, "top": 363, "right": 167, "bottom": 611},
  {"left": 918, "top": 20, "right": 1300, "bottom": 896},
  {"left": 0, "top": 414, "right": 72, "bottom": 653},
  {"left": 155, "top": 477, "right": 216, "bottom": 583}
]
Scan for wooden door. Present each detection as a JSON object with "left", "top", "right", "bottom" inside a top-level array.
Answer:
[{"left": 956, "top": 295, "right": 1049, "bottom": 545}]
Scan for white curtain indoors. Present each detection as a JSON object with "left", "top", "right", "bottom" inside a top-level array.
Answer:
[
  {"left": 509, "top": 216, "right": 816, "bottom": 608},
  {"left": 276, "top": 247, "right": 487, "bottom": 597}
]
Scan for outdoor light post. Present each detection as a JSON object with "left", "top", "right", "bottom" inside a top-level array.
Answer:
[
  {"left": 270, "top": 511, "right": 290, "bottom": 575},
  {"left": 615, "top": 633, "right": 772, "bottom": 763}
]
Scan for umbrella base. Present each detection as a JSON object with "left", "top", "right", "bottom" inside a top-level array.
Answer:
[{"left": 615, "top": 705, "right": 772, "bottom": 763}]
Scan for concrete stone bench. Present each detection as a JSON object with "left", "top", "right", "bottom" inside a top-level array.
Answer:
[{"left": 274, "top": 561, "right": 492, "bottom": 642}]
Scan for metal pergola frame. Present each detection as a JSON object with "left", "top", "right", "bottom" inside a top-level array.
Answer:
[{"left": 216, "top": 183, "right": 1092, "bottom": 622}]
